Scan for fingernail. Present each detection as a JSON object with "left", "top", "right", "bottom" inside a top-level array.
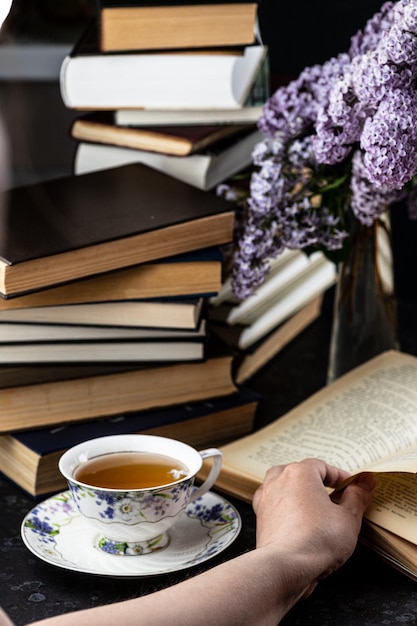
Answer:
[{"left": 354, "top": 473, "right": 376, "bottom": 492}]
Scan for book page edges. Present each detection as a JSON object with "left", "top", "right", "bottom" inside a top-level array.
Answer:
[
  {"left": 0, "top": 355, "right": 236, "bottom": 433},
  {"left": 235, "top": 296, "right": 322, "bottom": 384},
  {"left": 1, "top": 211, "right": 234, "bottom": 297},
  {"left": 199, "top": 457, "right": 260, "bottom": 503}
]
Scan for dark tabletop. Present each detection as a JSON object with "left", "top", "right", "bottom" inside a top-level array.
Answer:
[{"left": 2, "top": 293, "right": 417, "bottom": 626}]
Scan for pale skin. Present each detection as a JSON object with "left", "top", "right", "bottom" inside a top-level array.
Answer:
[{"left": 0, "top": 458, "right": 375, "bottom": 626}]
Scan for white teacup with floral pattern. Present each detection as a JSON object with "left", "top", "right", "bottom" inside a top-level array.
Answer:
[{"left": 58, "top": 434, "right": 222, "bottom": 556}]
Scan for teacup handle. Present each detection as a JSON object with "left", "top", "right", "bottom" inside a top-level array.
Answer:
[{"left": 191, "top": 448, "right": 223, "bottom": 501}]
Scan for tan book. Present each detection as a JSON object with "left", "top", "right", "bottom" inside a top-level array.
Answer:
[
  {"left": 0, "top": 297, "right": 204, "bottom": 330},
  {"left": 0, "top": 389, "right": 260, "bottom": 497},
  {"left": 0, "top": 248, "right": 223, "bottom": 308},
  {"left": 199, "top": 350, "right": 417, "bottom": 581},
  {"left": 98, "top": 2, "right": 258, "bottom": 52},
  {"left": 71, "top": 114, "right": 254, "bottom": 156},
  {"left": 0, "top": 337, "right": 236, "bottom": 433}
]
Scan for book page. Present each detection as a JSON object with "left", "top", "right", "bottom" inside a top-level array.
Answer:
[
  {"left": 365, "top": 472, "right": 417, "bottom": 544},
  {"left": 220, "top": 351, "right": 417, "bottom": 483}
]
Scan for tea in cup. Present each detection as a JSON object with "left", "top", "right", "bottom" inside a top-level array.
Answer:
[{"left": 58, "top": 434, "right": 222, "bottom": 556}]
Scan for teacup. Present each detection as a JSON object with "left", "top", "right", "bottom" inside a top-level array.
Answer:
[{"left": 58, "top": 434, "right": 222, "bottom": 556}]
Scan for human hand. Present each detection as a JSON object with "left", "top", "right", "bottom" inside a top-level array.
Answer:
[{"left": 252, "top": 458, "right": 375, "bottom": 598}]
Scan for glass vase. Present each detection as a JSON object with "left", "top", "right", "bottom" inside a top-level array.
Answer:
[{"left": 327, "top": 213, "right": 399, "bottom": 383}]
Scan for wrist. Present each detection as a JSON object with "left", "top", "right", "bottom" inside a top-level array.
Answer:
[{"left": 251, "top": 547, "right": 319, "bottom": 618}]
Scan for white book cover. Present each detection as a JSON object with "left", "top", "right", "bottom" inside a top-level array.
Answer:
[
  {"left": 0, "top": 340, "right": 205, "bottom": 364},
  {"left": 73, "top": 130, "right": 262, "bottom": 191},
  {"left": 237, "top": 260, "right": 336, "bottom": 349},
  {"left": 227, "top": 251, "right": 327, "bottom": 325},
  {"left": 60, "top": 42, "right": 268, "bottom": 110},
  {"left": 114, "top": 106, "right": 264, "bottom": 126},
  {"left": 0, "top": 320, "right": 206, "bottom": 342},
  {"left": 210, "top": 248, "right": 301, "bottom": 306}
]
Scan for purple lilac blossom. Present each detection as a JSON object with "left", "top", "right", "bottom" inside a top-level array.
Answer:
[
  {"left": 381, "top": 23, "right": 417, "bottom": 66},
  {"left": 391, "top": 0, "right": 417, "bottom": 38},
  {"left": 258, "top": 55, "right": 349, "bottom": 141},
  {"left": 351, "top": 49, "right": 414, "bottom": 105},
  {"left": 231, "top": 0, "right": 417, "bottom": 298},
  {"left": 231, "top": 137, "right": 348, "bottom": 298},
  {"left": 350, "top": 150, "right": 405, "bottom": 225},
  {"left": 348, "top": 2, "right": 397, "bottom": 57},
  {"left": 361, "top": 89, "right": 417, "bottom": 190}
]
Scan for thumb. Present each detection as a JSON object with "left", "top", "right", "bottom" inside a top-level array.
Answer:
[{"left": 335, "top": 472, "right": 376, "bottom": 514}]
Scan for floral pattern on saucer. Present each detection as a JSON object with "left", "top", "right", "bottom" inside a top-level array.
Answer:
[{"left": 21, "top": 490, "right": 241, "bottom": 577}]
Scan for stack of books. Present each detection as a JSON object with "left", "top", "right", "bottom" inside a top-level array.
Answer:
[
  {"left": 208, "top": 249, "right": 337, "bottom": 384},
  {"left": 0, "top": 162, "right": 262, "bottom": 497},
  {"left": 59, "top": 0, "right": 270, "bottom": 190}
]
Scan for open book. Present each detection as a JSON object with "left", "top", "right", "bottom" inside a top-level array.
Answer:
[{"left": 199, "top": 350, "right": 417, "bottom": 581}]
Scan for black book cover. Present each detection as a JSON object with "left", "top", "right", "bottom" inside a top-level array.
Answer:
[{"left": 0, "top": 163, "right": 234, "bottom": 266}]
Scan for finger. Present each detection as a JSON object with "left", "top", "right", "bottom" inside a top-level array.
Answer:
[
  {"left": 253, "top": 459, "right": 351, "bottom": 512},
  {"left": 334, "top": 472, "right": 376, "bottom": 514},
  {"left": 300, "top": 458, "right": 352, "bottom": 489}
]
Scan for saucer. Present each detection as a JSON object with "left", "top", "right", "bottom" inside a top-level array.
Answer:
[{"left": 21, "top": 489, "right": 241, "bottom": 577}]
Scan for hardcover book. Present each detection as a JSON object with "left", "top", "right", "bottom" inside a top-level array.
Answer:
[
  {"left": 0, "top": 163, "right": 235, "bottom": 297},
  {"left": 0, "top": 388, "right": 261, "bottom": 497},
  {"left": 97, "top": 1, "right": 258, "bottom": 52},
  {"left": 0, "top": 320, "right": 206, "bottom": 342},
  {"left": 71, "top": 113, "right": 254, "bottom": 156},
  {"left": 0, "top": 247, "right": 223, "bottom": 306},
  {"left": 0, "top": 321, "right": 207, "bottom": 364},
  {"left": 210, "top": 296, "right": 323, "bottom": 384},
  {"left": 0, "top": 297, "right": 205, "bottom": 330},
  {"left": 73, "top": 129, "right": 262, "bottom": 190},
  {"left": 0, "top": 334, "right": 237, "bottom": 433},
  {"left": 59, "top": 21, "right": 268, "bottom": 110},
  {"left": 113, "top": 106, "right": 264, "bottom": 126},
  {"left": 209, "top": 251, "right": 336, "bottom": 349},
  {"left": 112, "top": 49, "right": 270, "bottom": 126}
]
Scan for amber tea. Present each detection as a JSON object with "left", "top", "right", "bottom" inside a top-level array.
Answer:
[{"left": 73, "top": 451, "right": 189, "bottom": 489}]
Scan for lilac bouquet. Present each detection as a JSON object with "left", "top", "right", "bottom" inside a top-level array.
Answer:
[{"left": 226, "top": 0, "right": 417, "bottom": 299}]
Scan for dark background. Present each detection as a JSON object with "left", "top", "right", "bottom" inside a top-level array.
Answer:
[{"left": 259, "top": 0, "right": 385, "bottom": 75}]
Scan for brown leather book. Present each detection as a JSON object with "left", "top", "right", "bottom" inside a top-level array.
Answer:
[
  {"left": 71, "top": 113, "right": 255, "bottom": 156},
  {"left": 0, "top": 163, "right": 235, "bottom": 297}
]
